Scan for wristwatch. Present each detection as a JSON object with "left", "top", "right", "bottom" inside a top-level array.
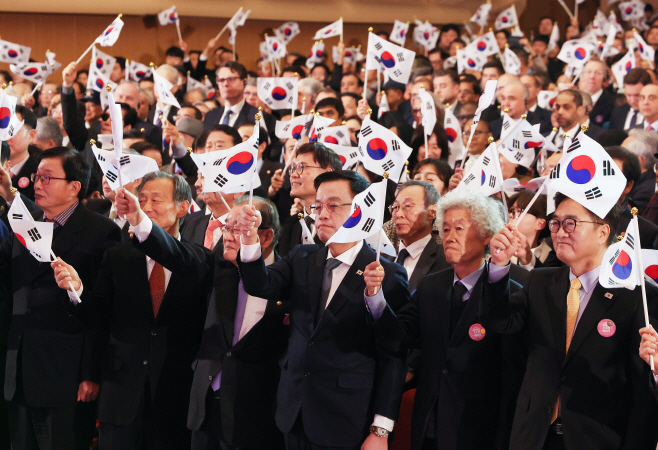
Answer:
[{"left": 369, "top": 425, "right": 390, "bottom": 438}]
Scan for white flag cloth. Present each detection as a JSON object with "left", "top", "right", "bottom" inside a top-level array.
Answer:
[
  {"left": 459, "top": 142, "right": 504, "bottom": 196},
  {"left": 500, "top": 119, "right": 545, "bottom": 168},
  {"left": 87, "top": 61, "right": 113, "bottom": 92},
  {"left": 265, "top": 36, "right": 287, "bottom": 60},
  {"left": 10, "top": 62, "right": 56, "bottom": 84},
  {"left": 92, "top": 147, "right": 159, "bottom": 191},
  {"left": 308, "top": 115, "right": 335, "bottom": 142},
  {"left": 495, "top": 5, "right": 519, "bottom": 30},
  {"left": 274, "top": 22, "right": 300, "bottom": 44},
  {"left": 228, "top": 8, "right": 250, "bottom": 28},
  {"left": 504, "top": 46, "right": 521, "bottom": 75},
  {"left": 612, "top": 50, "right": 636, "bottom": 88},
  {"left": 358, "top": 116, "right": 412, "bottom": 181},
  {"left": 366, "top": 230, "right": 397, "bottom": 258},
  {"left": 634, "top": 31, "right": 655, "bottom": 61},
  {"left": 107, "top": 93, "right": 123, "bottom": 160},
  {"left": 418, "top": 88, "right": 437, "bottom": 134},
  {"left": 187, "top": 75, "right": 207, "bottom": 94},
  {"left": 313, "top": 19, "right": 343, "bottom": 40},
  {"left": 332, "top": 47, "right": 364, "bottom": 65},
  {"left": 467, "top": 31, "right": 500, "bottom": 57},
  {"left": 0, "top": 93, "right": 24, "bottom": 140},
  {"left": 8, "top": 195, "right": 53, "bottom": 263},
  {"left": 471, "top": 3, "right": 493, "bottom": 26},
  {"left": 158, "top": 6, "right": 179, "bottom": 26},
  {"left": 413, "top": 21, "right": 440, "bottom": 51},
  {"left": 641, "top": 249, "right": 658, "bottom": 285},
  {"left": 128, "top": 60, "right": 150, "bottom": 82},
  {"left": 367, "top": 32, "right": 415, "bottom": 84},
  {"left": 609, "top": 11, "right": 625, "bottom": 34},
  {"left": 202, "top": 131, "right": 261, "bottom": 194},
  {"left": 545, "top": 131, "right": 627, "bottom": 218},
  {"left": 378, "top": 92, "right": 390, "bottom": 119},
  {"left": 390, "top": 20, "right": 410, "bottom": 47},
  {"left": 99, "top": 82, "right": 117, "bottom": 110},
  {"left": 600, "top": 220, "right": 642, "bottom": 288},
  {"left": 503, "top": 176, "right": 548, "bottom": 196},
  {"left": 306, "top": 42, "right": 326, "bottom": 68},
  {"left": 631, "top": 16, "right": 649, "bottom": 31},
  {"left": 557, "top": 39, "right": 596, "bottom": 67},
  {"left": 444, "top": 108, "right": 464, "bottom": 167},
  {"left": 457, "top": 47, "right": 487, "bottom": 74},
  {"left": 620, "top": 0, "right": 645, "bottom": 20},
  {"left": 324, "top": 143, "right": 360, "bottom": 170},
  {"left": 152, "top": 69, "right": 181, "bottom": 108},
  {"left": 318, "top": 125, "right": 351, "bottom": 146},
  {"left": 460, "top": 79, "right": 497, "bottom": 162},
  {"left": 91, "top": 47, "right": 116, "bottom": 77},
  {"left": 547, "top": 23, "right": 560, "bottom": 53},
  {"left": 95, "top": 16, "right": 124, "bottom": 47},
  {"left": 537, "top": 90, "right": 558, "bottom": 110},
  {"left": 275, "top": 114, "right": 312, "bottom": 140},
  {"left": 592, "top": 10, "right": 609, "bottom": 35},
  {"left": 598, "top": 25, "right": 620, "bottom": 58},
  {"left": 0, "top": 39, "right": 31, "bottom": 64},
  {"left": 257, "top": 77, "right": 298, "bottom": 110},
  {"left": 300, "top": 214, "right": 315, "bottom": 245},
  {"left": 326, "top": 180, "right": 386, "bottom": 244}
]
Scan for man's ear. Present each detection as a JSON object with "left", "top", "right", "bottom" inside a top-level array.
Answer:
[
  {"left": 258, "top": 228, "right": 274, "bottom": 249},
  {"left": 176, "top": 200, "right": 190, "bottom": 219}
]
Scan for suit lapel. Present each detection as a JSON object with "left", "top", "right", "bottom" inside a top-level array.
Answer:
[
  {"left": 437, "top": 269, "right": 454, "bottom": 348},
  {"left": 548, "top": 268, "right": 570, "bottom": 356},
  {"left": 408, "top": 240, "right": 437, "bottom": 291},
  {"left": 195, "top": 215, "right": 211, "bottom": 248},
  {"left": 214, "top": 261, "right": 241, "bottom": 347},
  {"left": 306, "top": 246, "right": 328, "bottom": 333},
  {"left": 235, "top": 103, "right": 250, "bottom": 129},
  {"left": 448, "top": 269, "right": 486, "bottom": 350}
]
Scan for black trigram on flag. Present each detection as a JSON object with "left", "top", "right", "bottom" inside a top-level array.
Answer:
[
  {"left": 502, "top": 121, "right": 511, "bottom": 131},
  {"left": 349, "top": 152, "right": 358, "bottom": 159},
  {"left": 12, "top": 213, "right": 22, "bottom": 220},
  {"left": 608, "top": 278, "right": 619, "bottom": 285},
  {"left": 97, "top": 154, "right": 106, "bottom": 162},
  {"left": 262, "top": 82, "right": 271, "bottom": 90},
  {"left": 482, "top": 156, "right": 491, "bottom": 166},
  {"left": 264, "top": 98, "right": 273, "bottom": 105},
  {"left": 336, "top": 130, "right": 345, "bottom": 138},
  {"left": 212, "top": 157, "right": 226, "bottom": 166},
  {"left": 549, "top": 164, "right": 560, "bottom": 179},
  {"left": 374, "top": 42, "right": 383, "bottom": 51},
  {"left": 512, "top": 139, "right": 520, "bottom": 149},
  {"left": 282, "top": 124, "right": 291, "bottom": 132},
  {"left": 361, "top": 218, "right": 375, "bottom": 232},
  {"left": 27, "top": 227, "right": 42, "bottom": 242},
  {"left": 364, "top": 192, "right": 375, "bottom": 207},
  {"left": 522, "top": 131, "right": 532, "bottom": 138},
  {"left": 514, "top": 152, "right": 523, "bottom": 162},
  {"left": 285, "top": 81, "right": 294, "bottom": 90},
  {"left": 106, "top": 170, "right": 118, "bottom": 182},
  {"left": 464, "top": 174, "right": 476, "bottom": 185},
  {"left": 609, "top": 249, "right": 620, "bottom": 265},
  {"left": 361, "top": 126, "right": 373, "bottom": 137},
  {"left": 393, "top": 69, "right": 402, "bottom": 77},
  {"left": 425, "top": 101, "right": 432, "bottom": 110},
  {"left": 391, "top": 140, "right": 400, "bottom": 151},
  {"left": 566, "top": 140, "right": 581, "bottom": 153},
  {"left": 397, "top": 52, "right": 405, "bottom": 62},
  {"left": 603, "top": 160, "right": 615, "bottom": 176},
  {"left": 626, "top": 233, "right": 635, "bottom": 250},
  {"left": 119, "top": 156, "right": 130, "bottom": 166},
  {"left": 585, "top": 187, "right": 602, "bottom": 199},
  {"left": 287, "top": 97, "right": 294, "bottom": 104},
  {"left": 214, "top": 174, "right": 228, "bottom": 188},
  {"left": 488, "top": 175, "right": 497, "bottom": 188},
  {"left": 382, "top": 160, "right": 395, "bottom": 171}
]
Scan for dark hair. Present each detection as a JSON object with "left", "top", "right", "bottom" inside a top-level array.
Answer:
[
  {"left": 15, "top": 105, "right": 37, "bottom": 130},
  {"left": 130, "top": 141, "right": 160, "bottom": 154},
  {"left": 376, "top": 30, "right": 391, "bottom": 40},
  {"left": 440, "top": 24, "right": 460, "bottom": 35},
  {"left": 482, "top": 60, "right": 505, "bottom": 75},
  {"left": 310, "top": 63, "right": 330, "bottom": 79},
  {"left": 209, "top": 125, "right": 242, "bottom": 146},
  {"left": 179, "top": 103, "right": 203, "bottom": 120},
  {"left": 435, "top": 69, "right": 459, "bottom": 85},
  {"left": 341, "top": 73, "right": 364, "bottom": 87},
  {"left": 123, "top": 128, "right": 147, "bottom": 141},
  {"left": 315, "top": 97, "right": 345, "bottom": 118},
  {"left": 509, "top": 191, "right": 549, "bottom": 239},
  {"left": 114, "top": 56, "right": 126, "bottom": 70},
  {"left": 296, "top": 142, "right": 343, "bottom": 171},
  {"left": 37, "top": 147, "right": 91, "bottom": 200},
  {"left": 165, "top": 46, "right": 185, "bottom": 59},
  {"left": 344, "top": 114, "right": 362, "bottom": 125},
  {"left": 512, "top": 47, "right": 530, "bottom": 65},
  {"left": 624, "top": 68, "right": 652, "bottom": 86},
  {"left": 605, "top": 146, "right": 641, "bottom": 184},
  {"left": 217, "top": 61, "right": 248, "bottom": 80},
  {"left": 411, "top": 125, "right": 450, "bottom": 161},
  {"left": 553, "top": 192, "right": 623, "bottom": 246},
  {"left": 495, "top": 29, "right": 510, "bottom": 39},
  {"left": 558, "top": 89, "right": 583, "bottom": 107},
  {"left": 459, "top": 74, "right": 482, "bottom": 95},
  {"left": 341, "top": 92, "right": 361, "bottom": 104},
  {"left": 235, "top": 195, "right": 281, "bottom": 245},
  {"left": 533, "top": 71, "right": 551, "bottom": 89},
  {"left": 281, "top": 66, "right": 306, "bottom": 78},
  {"left": 533, "top": 35, "right": 550, "bottom": 45},
  {"left": 313, "top": 170, "right": 370, "bottom": 197},
  {"left": 0, "top": 70, "right": 13, "bottom": 84},
  {"left": 122, "top": 106, "right": 139, "bottom": 129},
  {"left": 411, "top": 158, "right": 454, "bottom": 189},
  {"left": 597, "top": 129, "right": 628, "bottom": 147}
]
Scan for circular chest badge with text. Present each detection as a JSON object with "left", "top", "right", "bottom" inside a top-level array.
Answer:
[
  {"left": 18, "top": 177, "right": 29, "bottom": 189},
  {"left": 469, "top": 323, "right": 486, "bottom": 341},
  {"left": 597, "top": 319, "right": 616, "bottom": 337}
]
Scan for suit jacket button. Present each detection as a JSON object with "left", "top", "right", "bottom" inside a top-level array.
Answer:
[
  {"left": 442, "top": 369, "right": 448, "bottom": 374},
  {"left": 209, "top": 375, "right": 213, "bottom": 381},
  {"left": 151, "top": 331, "right": 156, "bottom": 336},
  {"left": 226, "top": 352, "right": 231, "bottom": 357},
  {"left": 277, "top": 301, "right": 282, "bottom": 305},
  {"left": 143, "top": 360, "right": 148, "bottom": 365},
  {"left": 304, "top": 372, "right": 310, "bottom": 377}
]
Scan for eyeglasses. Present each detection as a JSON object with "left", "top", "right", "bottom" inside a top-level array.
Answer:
[
  {"left": 287, "top": 162, "right": 323, "bottom": 176},
  {"left": 457, "top": 114, "right": 475, "bottom": 121},
  {"left": 462, "top": 130, "right": 488, "bottom": 137},
  {"left": 388, "top": 203, "right": 420, "bottom": 215},
  {"left": 548, "top": 218, "right": 604, "bottom": 233},
  {"left": 220, "top": 224, "right": 244, "bottom": 236},
  {"left": 31, "top": 173, "right": 68, "bottom": 185},
  {"left": 508, "top": 207, "right": 524, "bottom": 219},
  {"left": 205, "top": 141, "right": 229, "bottom": 151},
  {"left": 216, "top": 76, "right": 241, "bottom": 84},
  {"left": 173, "top": 114, "right": 193, "bottom": 122},
  {"left": 310, "top": 203, "right": 352, "bottom": 214}
]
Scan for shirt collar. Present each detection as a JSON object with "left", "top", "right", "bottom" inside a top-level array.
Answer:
[
  {"left": 569, "top": 265, "right": 600, "bottom": 294},
  {"left": 146, "top": 232, "right": 181, "bottom": 263},
  {"left": 44, "top": 201, "right": 79, "bottom": 227},
  {"left": 9, "top": 153, "right": 30, "bottom": 177},
  {"left": 264, "top": 250, "right": 275, "bottom": 265},
  {"left": 528, "top": 103, "right": 537, "bottom": 112},
  {"left": 453, "top": 261, "right": 486, "bottom": 295},
  {"left": 328, "top": 240, "right": 364, "bottom": 265},
  {"left": 563, "top": 122, "right": 580, "bottom": 139},
  {"left": 590, "top": 89, "right": 603, "bottom": 105},
  {"left": 226, "top": 98, "right": 245, "bottom": 115},
  {"left": 399, "top": 234, "right": 432, "bottom": 260}
]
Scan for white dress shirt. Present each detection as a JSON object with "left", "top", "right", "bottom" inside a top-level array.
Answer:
[
  {"left": 9, "top": 153, "right": 30, "bottom": 178},
  {"left": 236, "top": 251, "right": 276, "bottom": 341},
  {"left": 590, "top": 89, "right": 603, "bottom": 106},
  {"left": 109, "top": 204, "right": 127, "bottom": 230},
  {"left": 398, "top": 235, "right": 432, "bottom": 280},
  {"left": 220, "top": 98, "right": 246, "bottom": 127},
  {"left": 624, "top": 108, "right": 643, "bottom": 130},
  {"left": 644, "top": 119, "right": 658, "bottom": 131}
]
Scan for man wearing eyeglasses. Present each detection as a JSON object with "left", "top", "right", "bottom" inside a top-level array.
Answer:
[
  {"left": 236, "top": 170, "right": 410, "bottom": 450},
  {"left": 609, "top": 69, "right": 651, "bottom": 131},
  {"left": 5, "top": 106, "right": 39, "bottom": 202},
  {"left": 577, "top": 60, "right": 616, "bottom": 128},
  {"left": 486, "top": 193, "right": 658, "bottom": 450},
  {"left": 0, "top": 147, "right": 122, "bottom": 449}
]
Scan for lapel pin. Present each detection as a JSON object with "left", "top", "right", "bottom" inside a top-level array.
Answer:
[
  {"left": 604, "top": 292, "right": 613, "bottom": 299},
  {"left": 356, "top": 270, "right": 363, "bottom": 275}
]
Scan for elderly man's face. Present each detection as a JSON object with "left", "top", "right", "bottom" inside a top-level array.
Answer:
[
  {"left": 578, "top": 61, "right": 606, "bottom": 95},
  {"left": 639, "top": 84, "right": 658, "bottom": 122},
  {"left": 441, "top": 208, "right": 489, "bottom": 267},
  {"left": 500, "top": 83, "right": 526, "bottom": 119}
]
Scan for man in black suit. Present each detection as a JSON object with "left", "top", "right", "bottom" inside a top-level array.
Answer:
[
  {"left": 488, "top": 193, "right": 658, "bottom": 449},
  {"left": 182, "top": 187, "right": 241, "bottom": 252},
  {"left": 578, "top": 60, "right": 616, "bottom": 128},
  {"left": 0, "top": 147, "right": 122, "bottom": 449},
  {"left": 549, "top": 90, "right": 599, "bottom": 149},
  {"left": 521, "top": 74, "right": 553, "bottom": 135},
  {"left": 609, "top": 69, "right": 650, "bottom": 131},
  {"left": 276, "top": 143, "right": 342, "bottom": 256},
  {"left": 53, "top": 171, "right": 207, "bottom": 450},
  {"left": 6, "top": 106, "right": 39, "bottom": 201},
  {"left": 491, "top": 79, "right": 552, "bottom": 139},
  {"left": 623, "top": 129, "right": 658, "bottom": 212},
  {"left": 237, "top": 170, "right": 410, "bottom": 450}
]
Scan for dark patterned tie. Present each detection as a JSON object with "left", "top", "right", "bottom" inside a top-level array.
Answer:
[
  {"left": 149, "top": 262, "right": 165, "bottom": 318},
  {"left": 316, "top": 258, "right": 342, "bottom": 326},
  {"left": 629, "top": 109, "right": 639, "bottom": 128},
  {"left": 450, "top": 281, "right": 468, "bottom": 334}
]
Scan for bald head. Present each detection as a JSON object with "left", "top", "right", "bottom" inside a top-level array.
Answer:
[
  {"left": 114, "top": 82, "right": 140, "bottom": 110},
  {"left": 639, "top": 84, "right": 658, "bottom": 124},
  {"left": 501, "top": 80, "right": 528, "bottom": 119}
]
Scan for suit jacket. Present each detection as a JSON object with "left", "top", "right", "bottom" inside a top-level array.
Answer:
[
  {"left": 147, "top": 104, "right": 178, "bottom": 125},
  {"left": 256, "top": 159, "right": 284, "bottom": 199},
  {"left": 618, "top": 207, "right": 658, "bottom": 249},
  {"left": 527, "top": 107, "right": 553, "bottom": 136},
  {"left": 237, "top": 243, "right": 410, "bottom": 447},
  {"left": 609, "top": 104, "right": 632, "bottom": 131},
  {"left": 11, "top": 147, "right": 40, "bottom": 202},
  {"left": 485, "top": 267, "right": 658, "bottom": 450},
  {"left": 630, "top": 170, "right": 656, "bottom": 213},
  {"left": 589, "top": 91, "right": 616, "bottom": 128},
  {"left": 276, "top": 214, "right": 323, "bottom": 256},
  {"left": 0, "top": 204, "right": 122, "bottom": 407},
  {"left": 406, "top": 239, "right": 450, "bottom": 293},
  {"left": 203, "top": 101, "right": 278, "bottom": 144},
  {"left": 180, "top": 213, "right": 223, "bottom": 255},
  {"left": 587, "top": 122, "right": 605, "bottom": 141},
  {"left": 371, "top": 265, "right": 523, "bottom": 450}
]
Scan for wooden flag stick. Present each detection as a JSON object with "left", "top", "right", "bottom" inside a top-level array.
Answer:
[
  {"left": 375, "top": 173, "right": 389, "bottom": 262},
  {"left": 30, "top": 82, "right": 42, "bottom": 97},
  {"left": 514, "top": 181, "right": 546, "bottom": 226},
  {"left": 176, "top": 19, "right": 183, "bottom": 42},
  {"left": 633, "top": 210, "right": 654, "bottom": 370},
  {"left": 76, "top": 42, "right": 95, "bottom": 65}
]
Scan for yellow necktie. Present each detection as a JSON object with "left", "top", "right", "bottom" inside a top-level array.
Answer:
[{"left": 551, "top": 277, "right": 582, "bottom": 424}]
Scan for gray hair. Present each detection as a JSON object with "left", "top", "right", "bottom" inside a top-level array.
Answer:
[
  {"left": 234, "top": 195, "right": 281, "bottom": 247},
  {"left": 579, "top": 90, "right": 593, "bottom": 109},
  {"left": 36, "top": 117, "right": 63, "bottom": 146},
  {"left": 399, "top": 180, "right": 440, "bottom": 206},
  {"left": 246, "top": 77, "right": 258, "bottom": 87},
  {"left": 139, "top": 88, "right": 155, "bottom": 106},
  {"left": 627, "top": 128, "right": 658, "bottom": 171},
  {"left": 506, "top": 79, "right": 529, "bottom": 101},
  {"left": 436, "top": 188, "right": 505, "bottom": 255},
  {"left": 155, "top": 64, "right": 180, "bottom": 86},
  {"left": 137, "top": 171, "right": 192, "bottom": 226},
  {"left": 299, "top": 77, "right": 323, "bottom": 97}
]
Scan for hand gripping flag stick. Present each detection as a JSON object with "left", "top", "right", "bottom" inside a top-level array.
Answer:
[
  {"left": 51, "top": 251, "right": 82, "bottom": 304},
  {"left": 632, "top": 207, "right": 655, "bottom": 371}
]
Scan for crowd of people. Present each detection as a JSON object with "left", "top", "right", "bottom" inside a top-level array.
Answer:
[{"left": 3, "top": 4, "right": 658, "bottom": 450}]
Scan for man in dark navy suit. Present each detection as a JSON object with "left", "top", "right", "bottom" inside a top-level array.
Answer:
[{"left": 609, "top": 69, "right": 651, "bottom": 131}]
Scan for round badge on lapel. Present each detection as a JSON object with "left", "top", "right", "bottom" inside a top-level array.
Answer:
[
  {"left": 597, "top": 319, "right": 616, "bottom": 337},
  {"left": 469, "top": 323, "right": 486, "bottom": 341},
  {"left": 18, "top": 177, "right": 29, "bottom": 189}
]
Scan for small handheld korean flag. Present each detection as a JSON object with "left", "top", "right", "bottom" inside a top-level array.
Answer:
[
  {"left": 419, "top": 88, "right": 436, "bottom": 135},
  {"left": 467, "top": 31, "right": 500, "bottom": 57},
  {"left": 558, "top": 39, "right": 596, "bottom": 67},
  {"left": 0, "top": 93, "right": 24, "bottom": 140},
  {"left": 324, "top": 143, "right": 360, "bottom": 170},
  {"left": 95, "top": 15, "right": 124, "bottom": 47},
  {"left": 0, "top": 39, "right": 31, "bottom": 64},
  {"left": 634, "top": 31, "right": 655, "bottom": 62},
  {"left": 91, "top": 47, "right": 116, "bottom": 77},
  {"left": 91, "top": 147, "right": 159, "bottom": 190},
  {"left": 128, "top": 60, "right": 150, "bottom": 82},
  {"left": 413, "top": 21, "right": 440, "bottom": 51},
  {"left": 265, "top": 36, "right": 287, "bottom": 60},
  {"left": 547, "top": 23, "right": 560, "bottom": 53},
  {"left": 495, "top": 5, "right": 519, "bottom": 30},
  {"left": 227, "top": 8, "right": 251, "bottom": 44},
  {"left": 203, "top": 132, "right": 260, "bottom": 194},
  {"left": 444, "top": 108, "right": 464, "bottom": 167},
  {"left": 612, "top": 50, "right": 636, "bottom": 88},
  {"left": 378, "top": 91, "right": 390, "bottom": 119},
  {"left": 158, "top": 6, "right": 179, "bottom": 26},
  {"left": 504, "top": 46, "right": 521, "bottom": 75},
  {"left": 620, "top": 0, "right": 645, "bottom": 20},
  {"left": 10, "top": 62, "right": 53, "bottom": 84},
  {"left": 471, "top": 2, "right": 493, "bottom": 26},
  {"left": 274, "top": 22, "right": 300, "bottom": 44},
  {"left": 457, "top": 47, "right": 487, "bottom": 74},
  {"left": 500, "top": 119, "right": 545, "bottom": 168},
  {"left": 306, "top": 42, "right": 325, "bottom": 69},
  {"left": 275, "top": 114, "right": 310, "bottom": 140},
  {"left": 367, "top": 33, "right": 415, "bottom": 84},
  {"left": 357, "top": 116, "right": 412, "bottom": 181},
  {"left": 538, "top": 90, "right": 558, "bottom": 110},
  {"left": 8, "top": 195, "right": 54, "bottom": 263},
  {"left": 366, "top": 230, "right": 397, "bottom": 258},
  {"left": 318, "top": 125, "right": 351, "bottom": 146},
  {"left": 257, "top": 77, "right": 298, "bottom": 110},
  {"left": 313, "top": 19, "right": 343, "bottom": 41},
  {"left": 326, "top": 180, "right": 386, "bottom": 245},
  {"left": 459, "top": 142, "right": 504, "bottom": 196},
  {"left": 545, "top": 131, "right": 627, "bottom": 218},
  {"left": 460, "top": 79, "right": 497, "bottom": 163},
  {"left": 187, "top": 75, "right": 207, "bottom": 94},
  {"left": 87, "top": 61, "right": 113, "bottom": 92},
  {"left": 152, "top": 69, "right": 181, "bottom": 108},
  {"left": 600, "top": 221, "right": 642, "bottom": 289},
  {"left": 390, "top": 20, "right": 410, "bottom": 47}
]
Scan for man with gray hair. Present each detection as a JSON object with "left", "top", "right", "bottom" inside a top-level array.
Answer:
[
  {"left": 298, "top": 77, "right": 323, "bottom": 114},
  {"left": 623, "top": 129, "right": 658, "bottom": 212},
  {"left": 578, "top": 90, "right": 605, "bottom": 140},
  {"left": 33, "top": 117, "right": 63, "bottom": 150},
  {"left": 364, "top": 188, "right": 525, "bottom": 450}
]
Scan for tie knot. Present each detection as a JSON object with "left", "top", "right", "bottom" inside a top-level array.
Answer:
[
  {"left": 453, "top": 281, "right": 468, "bottom": 302},
  {"left": 207, "top": 218, "right": 222, "bottom": 233},
  {"left": 396, "top": 248, "right": 410, "bottom": 264},
  {"left": 570, "top": 277, "right": 582, "bottom": 291},
  {"left": 325, "top": 258, "right": 341, "bottom": 271}
]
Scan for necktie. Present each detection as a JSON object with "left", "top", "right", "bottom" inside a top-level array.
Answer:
[
  {"left": 450, "top": 281, "right": 468, "bottom": 335},
  {"left": 304, "top": 214, "right": 314, "bottom": 230},
  {"left": 647, "top": 124, "right": 654, "bottom": 131},
  {"left": 630, "top": 110, "right": 639, "bottom": 128},
  {"left": 221, "top": 109, "right": 233, "bottom": 126},
  {"left": 108, "top": 210, "right": 118, "bottom": 220},
  {"left": 155, "top": 110, "right": 163, "bottom": 127},
  {"left": 551, "top": 277, "right": 582, "bottom": 424},
  {"left": 204, "top": 219, "right": 222, "bottom": 249},
  {"left": 316, "top": 258, "right": 342, "bottom": 326},
  {"left": 149, "top": 261, "right": 166, "bottom": 318},
  {"left": 396, "top": 248, "right": 410, "bottom": 265}
]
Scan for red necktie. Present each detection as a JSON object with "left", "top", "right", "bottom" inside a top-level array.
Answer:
[
  {"left": 149, "top": 262, "right": 165, "bottom": 318},
  {"left": 647, "top": 125, "right": 654, "bottom": 131},
  {"left": 204, "top": 219, "right": 222, "bottom": 249}
]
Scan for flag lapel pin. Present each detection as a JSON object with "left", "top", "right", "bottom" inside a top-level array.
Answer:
[
  {"left": 356, "top": 270, "right": 364, "bottom": 275},
  {"left": 604, "top": 292, "right": 613, "bottom": 299}
]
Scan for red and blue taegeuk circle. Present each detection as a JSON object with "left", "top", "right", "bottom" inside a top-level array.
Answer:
[
  {"left": 292, "top": 124, "right": 304, "bottom": 139},
  {"left": 227, "top": 152, "right": 254, "bottom": 175},
  {"left": 271, "top": 86, "right": 287, "bottom": 101},
  {"left": 574, "top": 47, "right": 587, "bottom": 60},
  {"left": 324, "top": 136, "right": 338, "bottom": 144},
  {"left": 7, "top": 50, "right": 18, "bottom": 58},
  {"left": 612, "top": 250, "right": 633, "bottom": 280},
  {"left": 0, "top": 107, "right": 11, "bottom": 129},
  {"left": 445, "top": 128, "right": 457, "bottom": 142},
  {"left": 343, "top": 206, "right": 362, "bottom": 228},
  {"left": 480, "top": 170, "right": 486, "bottom": 186},
  {"left": 366, "top": 138, "right": 387, "bottom": 160},
  {"left": 104, "top": 27, "right": 114, "bottom": 36},
  {"left": 645, "top": 265, "right": 658, "bottom": 283},
  {"left": 95, "top": 78, "right": 105, "bottom": 89},
  {"left": 23, "top": 67, "right": 38, "bottom": 76},
  {"left": 524, "top": 141, "right": 543, "bottom": 149},
  {"left": 566, "top": 155, "right": 596, "bottom": 184},
  {"left": 477, "top": 41, "right": 487, "bottom": 51},
  {"left": 380, "top": 52, "right": 396, "bottom": 69}
]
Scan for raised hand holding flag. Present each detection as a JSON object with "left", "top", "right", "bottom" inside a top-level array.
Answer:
[
  {"left": 366, "top": 32, "right": 415, "bottom": 84},
  {"left": 0, "top": 39, "right": 31, "bottom": 64}
]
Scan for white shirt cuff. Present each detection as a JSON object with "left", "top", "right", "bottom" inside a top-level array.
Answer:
[
  {"left": 67, "top": 282, "right": 84, "bottom": 304},
  {"left": 172, "top": 141, "right": 188, "bottom": 159},
  {"left": 488, "top": 262, "right": 510, "bottom": 283},
  {"left": 240, "top": 237, "right": 262, "bottom": 262},
  {"left": 372, "top": 415, "right": 394, "bottom": 432},
  {"left": 200, "top": 54, "right": 208, "bottom": 61},
  {"left": 364, "top": 288, "right": 387, "bottom": 321},
  {"left": 132, "top": 216, "right": 153, "bottom": 243}
]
